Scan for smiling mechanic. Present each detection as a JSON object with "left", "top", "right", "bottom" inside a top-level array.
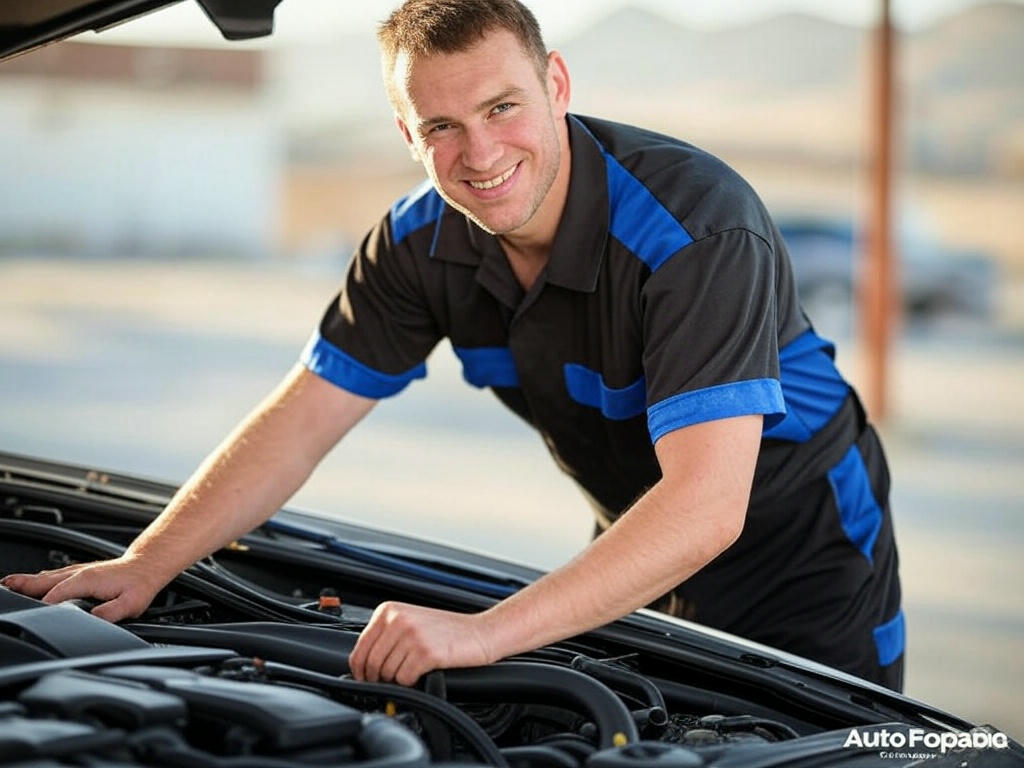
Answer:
[{"left": 2, "top": 0, "right": 904, "bottom": 691}]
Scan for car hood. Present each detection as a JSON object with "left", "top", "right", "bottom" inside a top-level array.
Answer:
[
  {"left": 0, "top": 0, "right": 281, "bottom": 61},
  {"left": 2, "top": 449, "right": 1022, "bottom": 767}
]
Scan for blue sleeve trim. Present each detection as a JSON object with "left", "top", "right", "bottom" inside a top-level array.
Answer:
[
  {"left": 647, "top": 378, "right": 785, "bottom": 443},
  {"left": 563, "top": 364, "right": 646, "bottom": 421},
  {"left": 827, "top": 444, "right": 883, "bottom": 565},
  {"left": 604, "top": 154, "right": 694, "bottom": 272},
  {"left": 873, "top": 609, "right": 906, "bottom": 667},
  {"left": 389, "top": 180, "right": 445, "bottom": 246},
  {"left": 453, "top": 345, "right": 520, "bottom": 388},
  {"left": 301, "top": 332, "right": 426, "bottom": 398}
]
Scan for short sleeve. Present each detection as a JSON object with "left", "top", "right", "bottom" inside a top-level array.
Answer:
[
  {"left": 301, "top": 216, "right": 442, "bottom": 399},
  {"left": 642, "top": 228, "right": 786, "bottom": 442}
]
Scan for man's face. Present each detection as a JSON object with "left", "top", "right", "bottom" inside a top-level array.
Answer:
[{"left": 392, "top": 28, "right": 570, "bottom": 240}]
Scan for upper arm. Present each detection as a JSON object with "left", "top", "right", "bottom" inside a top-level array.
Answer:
[
  {"left": 652, "top": 413, "right": 764, "bottom": 543},
  {"left": 266, "top": 363, "right": 378, "bottom": 467},
  {"left": 303, "top": 215, "right": 442, "bottom": 400},
  {"left": 642, "top": 229, "right": 787, "bottom": 443}
]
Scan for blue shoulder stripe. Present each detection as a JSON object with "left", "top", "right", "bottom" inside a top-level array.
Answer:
[
  {"left": 570, "top": 117, "right": 694, "bottom": 271},
  {"left": 301, "top": 332, "right": 426, "bottom": 398},
  {"left": 390, "top": 180, "right": 445, "bottom": 246},
  {"left": 604, "top": 154, "right": 694, "bottom": 272}
]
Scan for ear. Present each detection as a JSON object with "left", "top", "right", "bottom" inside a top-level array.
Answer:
[
  {"left": 394, "top": 114, "right": 420, "bottom": 162},
  {"left": 545, "top": 50, "right": 571, "bottom": 118}
]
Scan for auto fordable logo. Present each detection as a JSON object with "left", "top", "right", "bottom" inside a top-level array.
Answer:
[{"left": 844, "top": 727, "right": 1010, "bottom": 757}]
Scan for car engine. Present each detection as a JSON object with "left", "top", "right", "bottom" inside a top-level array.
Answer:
[{"left": 0, "top": 457, "right": 1012, "bottom": 768}]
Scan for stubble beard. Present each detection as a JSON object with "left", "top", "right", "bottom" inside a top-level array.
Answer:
[{"left": 438, "top": 116, "right": 562, "bottom": 237}]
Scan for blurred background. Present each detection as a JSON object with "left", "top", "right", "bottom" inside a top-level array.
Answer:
[{"left": 1, "top": 0, "right": 1022, "bottom": 738}]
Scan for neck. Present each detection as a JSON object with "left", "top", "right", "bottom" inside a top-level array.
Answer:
[{"left": 498, "top": 118, "right": 572, "bottom": 287}]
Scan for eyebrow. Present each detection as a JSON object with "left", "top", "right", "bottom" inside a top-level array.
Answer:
[{"left": 417, "top": 87, "right": 527, "bottom": 133}]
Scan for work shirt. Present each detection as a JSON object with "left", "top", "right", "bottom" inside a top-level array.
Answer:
[{"left": 301, "top": 114, "right": 903, "bottom": 683}]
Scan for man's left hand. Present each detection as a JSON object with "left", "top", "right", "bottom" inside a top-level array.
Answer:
[{"left": 348, "top": 601, "right": 494, "bottom": 685}]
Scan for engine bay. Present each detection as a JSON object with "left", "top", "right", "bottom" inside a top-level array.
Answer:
[{"left": 0, "top": 456, "right": 998, "bottom": 767}]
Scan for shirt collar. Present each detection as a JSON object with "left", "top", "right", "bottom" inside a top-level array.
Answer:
[{"left": 544, "top": 115, "right": 609, "bottom": 293}]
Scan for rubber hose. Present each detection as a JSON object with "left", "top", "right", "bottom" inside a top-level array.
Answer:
[
  {"left": 355, "top": 714, "right": 430, "bottom": 768},
  {"left": 444, "top": 662, "right": 639, "bottom": 748},
  {"left": 570, "top": 655, "right": 667, "bottom": 715},
  {"left": 262, "top": 661, "right": 508, "bottom": 767}
]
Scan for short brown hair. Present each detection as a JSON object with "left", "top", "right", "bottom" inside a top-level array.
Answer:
[{"left": 378, "top": 0, "right": 548, "bottom": 109}]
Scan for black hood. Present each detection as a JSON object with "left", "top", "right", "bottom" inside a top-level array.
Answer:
[{"left": 0, "top": 0, "right": 282, "bottom": 61}]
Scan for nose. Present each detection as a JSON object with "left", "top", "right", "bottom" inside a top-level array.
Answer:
[{"left": 461, "top": 125, "right": 503, "bottom": 172}]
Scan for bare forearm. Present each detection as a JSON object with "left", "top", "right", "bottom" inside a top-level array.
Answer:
[
  {"left": 127, "top": 366, "right": 373, "bottom": 583},
  {"left": 475, "top": 414, "right": 762, "bottom": 662},
  {"left": 344, "top": 416, "right": 762, "bottom": 687},
  {"left": 126, "top": 418, "right": 312, "bottom": 581},
  {"left": 477, "top": 476, "right": 741, "bottom": 659},
  {"left": 2, "top": 366, "right": 374, "bottom": 621}
]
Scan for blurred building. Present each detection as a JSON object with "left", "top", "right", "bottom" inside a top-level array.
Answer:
[
  {"left": 0, "top": 3, "right": 1020, "bottom": 274},
  {"left": 0, "top": 42, "right": 280, "bottom": 257}
]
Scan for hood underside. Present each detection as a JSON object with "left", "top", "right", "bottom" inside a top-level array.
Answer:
[{"left": 0, "top": 0, "right": 281, "bottom": 62}]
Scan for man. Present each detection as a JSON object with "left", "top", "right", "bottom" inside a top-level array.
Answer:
[{"left": 1, "top": 0, "right": 903, "bottom": 691}]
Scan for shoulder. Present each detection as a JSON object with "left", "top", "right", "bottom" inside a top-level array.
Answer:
[{"left": 574, "top": 115, "right": 775, "bottom": 248}]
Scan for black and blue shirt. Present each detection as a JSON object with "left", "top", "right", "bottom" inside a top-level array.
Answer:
[{"left": 301, "top": 114, "right": 904, "bottom": 685}]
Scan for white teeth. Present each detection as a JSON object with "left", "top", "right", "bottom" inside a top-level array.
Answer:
[{"left": 468, "top": 165, "right": 516, "bottom": 190}]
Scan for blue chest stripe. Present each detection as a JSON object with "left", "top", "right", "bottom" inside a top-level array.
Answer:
[
  {"left": 563, "top": 364, "right": 647, "bottom": 421},
  {"left": 453, "top": 346, "right": 520, "bottom": 388}
]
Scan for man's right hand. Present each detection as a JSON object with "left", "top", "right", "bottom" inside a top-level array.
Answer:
[{"left": 1, "top": 556, "right": 164, "bottom": 623}]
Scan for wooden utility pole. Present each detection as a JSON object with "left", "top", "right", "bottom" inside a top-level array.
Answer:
[{"left": 862, "top": 0, "right": 898, "bottom": 421}]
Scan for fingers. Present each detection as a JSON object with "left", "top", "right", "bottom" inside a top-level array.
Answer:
[
  {"left": 377, "top": 643, "right": 412, "bottom": 686},
  {"left": 2, "top": 560, "right": 155, "bottom": 624},
  {"left": 1, "top": 564, "right": 87, "bottom": 598},
  {"left": 349, "top": 601, "right": 396, "bottom": 682},
  {"left": 40, "top": 567, "right": 109, "bottom": 605},
  {"left": 90, "top": 592, "right": 146, "bottom": 623},
  {"left": 350, "top": 602, "right": 479, "bottom": 687},
  {"left": 393, "top": 653, "right": 428, "bottom": 688}
]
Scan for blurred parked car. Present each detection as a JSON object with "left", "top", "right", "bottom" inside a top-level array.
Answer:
[{"left": 777, "top": 214, "right": 996, "bottom": 331}]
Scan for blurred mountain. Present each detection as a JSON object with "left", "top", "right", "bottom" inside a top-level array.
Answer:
[
  {"left": 903, "top": 2, "right": 1024, "bottom": 175},
  {"left": 555, "top": 7, "right": 863, "bottom": 94},
  {"left": 909, "top": 1, "right": 1024, "bottom": 92},
  {"left": 273, "top": 2, "right": 1024, "bottom": 177}
]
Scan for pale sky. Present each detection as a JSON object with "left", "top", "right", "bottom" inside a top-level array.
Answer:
[{"left": 95, "top": 0, "right": 1022, "bottom": 48}]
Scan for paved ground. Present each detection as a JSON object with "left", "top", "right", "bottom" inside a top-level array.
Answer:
[{"left": 2, "top": 255, "right": 1022, "bottom": 739}]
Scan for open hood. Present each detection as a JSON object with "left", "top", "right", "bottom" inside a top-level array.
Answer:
[
  {"left": 0, "top": 0, "right": 282, "bottom": 61},
  {"left": 2, "top": 450, "right": 1021, "bottom": 767}
]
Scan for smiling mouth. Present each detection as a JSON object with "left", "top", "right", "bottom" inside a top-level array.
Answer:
[{"left": 467, "top": 163, "right": 518, "bottom": 190}]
